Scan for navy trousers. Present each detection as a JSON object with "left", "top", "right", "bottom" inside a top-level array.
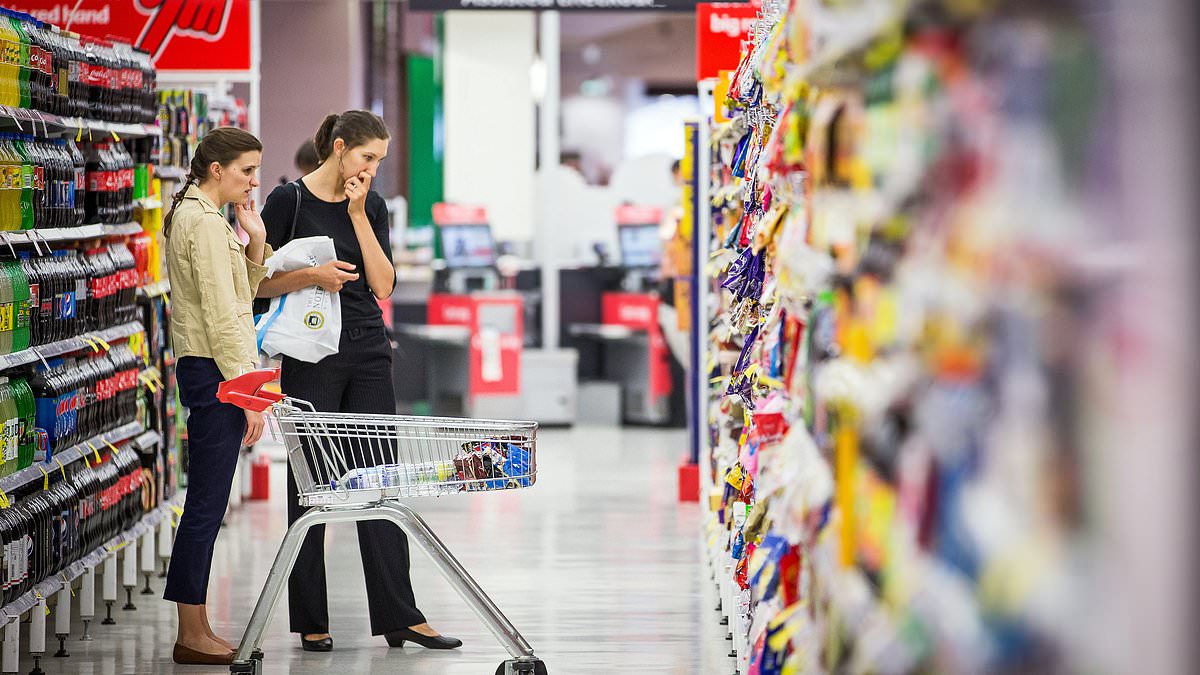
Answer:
[
  {"left": 163, "top": 357, "right": 246, "bottom": 605},
  {"left": 281, "top": 325, "right": 426, "bottom": 636}
]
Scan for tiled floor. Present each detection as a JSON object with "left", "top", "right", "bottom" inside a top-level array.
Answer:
[{"left": 17, "top": 425, "right": 734, "bottom": 674}]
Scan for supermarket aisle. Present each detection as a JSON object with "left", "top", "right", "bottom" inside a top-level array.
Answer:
[{"left": 28, "top": 425, "right": 730, "bottom": 675}]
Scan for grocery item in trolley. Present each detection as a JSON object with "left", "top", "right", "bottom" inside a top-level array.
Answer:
[
  {"left": 334, "top": 460, "right": 457, "bottom": 491},
  {"left": 455, "top": 440, "right": 533, "bottom": 491}
]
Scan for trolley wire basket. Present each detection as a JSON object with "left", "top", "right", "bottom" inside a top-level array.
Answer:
[
  {"left": 276, "top": 402, "right": 538, "bottom": 506},
  {"left": 217, "top": 369, "right": 547, "bottom": 675}
]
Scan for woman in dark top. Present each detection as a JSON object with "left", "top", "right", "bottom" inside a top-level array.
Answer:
[{"left": 257, "top": 110, "right": 460, "bottom": 653}]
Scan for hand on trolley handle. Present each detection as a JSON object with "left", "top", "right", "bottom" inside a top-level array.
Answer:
[{"left": 215, "top": 369, "right": 548, "bottom": 675}]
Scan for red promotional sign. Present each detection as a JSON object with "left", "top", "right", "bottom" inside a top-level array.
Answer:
[
  {"left": 428, "top": 294, "right": 524, "bottom": 397},
  {"left": 615, "top": 205, "right": 663, "bottom": 226},
  {"left": 696, "top": 2, "right": 758, "bottom": 81},
  {"left": 602, "top": 293, "right": 672, "bottom": 398},
  {"left": 432, "top": 203, "right": 488, "bottom": 226},
  {"left": 11, "top": 0, "right": 251, "bottom": 71}
]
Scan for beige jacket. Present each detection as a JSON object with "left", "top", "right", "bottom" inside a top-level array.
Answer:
[{"left": 166, "top": 185, "right": 272, "bottom": 381}]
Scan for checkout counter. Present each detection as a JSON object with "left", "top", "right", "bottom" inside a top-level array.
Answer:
[
  {"left": 392, "top": 205, "right": 574, "bottom": 423},
  {"left": 560, "top": 206, "right": 687, "bottom": 427}
]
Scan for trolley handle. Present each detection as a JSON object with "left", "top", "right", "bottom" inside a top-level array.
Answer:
[{"left": 217, "top": 368, "right": 285, "bottom": 412}]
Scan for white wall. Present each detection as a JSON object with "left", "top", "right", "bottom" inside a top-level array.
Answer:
[
  {"left": 443, "top": 11, "right": 537, "bottom": 242},
  {"left": 561, "top": 95, "right": 625, "bottom": 184}
]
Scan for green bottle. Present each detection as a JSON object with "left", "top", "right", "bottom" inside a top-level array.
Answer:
[
  {"left": 8, "top": 18, "right": 29, "bottom": 110},
  {"left": 0, "top": 261, "right": 12, "bottom": 356},
  {"left": 11, "top": 137, "right": 31, "bottom": 231},
  {"left": 9, "top": 262, "right": 28, "bottom": 353},
  {"left": 11, "top": 378, "right": 29, "bottom": 471},
  {"left": 3, "top": 380, "right": 17, "bottom": 476},
  {"left": 0, "top": 379, "right": 12, "bottom": 478}
]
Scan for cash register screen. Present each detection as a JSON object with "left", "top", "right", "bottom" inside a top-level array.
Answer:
[
  {"left": 619, "top": 224, "right": 662, "bottom": 268},
  {"left": 441, "top": 224, "right": 496, "bottom": 268}
]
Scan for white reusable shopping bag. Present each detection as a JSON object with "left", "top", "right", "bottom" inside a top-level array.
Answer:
[{"left": 254, "top": 236, "right": 341, "bottom": 363}]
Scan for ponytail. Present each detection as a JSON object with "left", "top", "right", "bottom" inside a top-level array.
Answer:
[{"left": 312, "top": 110, "right": 389, "bottom": 161}]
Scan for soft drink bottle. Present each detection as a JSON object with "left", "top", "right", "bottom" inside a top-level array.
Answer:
[
  {"left": 25, "top": 17, "right": 50, "bottom": 113},
  {"left": 29, "top": 139, "right": 43, "bottom": 228},
  {"left": 7, "top": 14, "right": 30, "bottom": 110},
  {"left": 12, "top": 378, "right": 32, "bottom": 471},
  {"left": 0, "top": 259, "right": 11, "bottom": 355},
  {"left": 0, "top": 378, "right": 11, "bottom": 476},
  {"left": 67, "top": 139, "right": 84, "bottom": 226},
  {"left": 0, "top": 15, "right": 15, "bottom": 107},
  {"left": 10, "top": 261, "right": 29, "bottom": 352},
  {"left": 12, "top": 136, "right": 32, "bottom": 230},
  {"left": 84, "top": 143, "right": 102, "bottom": 224},
  {"left": 18, "top": 252, "right": 38, "bottom": 347},
  {"left": 0, "top": 136, "right": 14, "bottom": 231}
]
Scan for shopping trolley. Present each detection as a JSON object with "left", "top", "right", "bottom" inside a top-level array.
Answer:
[{"left": 216, "top": 369, "right": 548, "bottom": 675}]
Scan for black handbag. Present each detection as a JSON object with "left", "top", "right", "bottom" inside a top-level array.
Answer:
[{"left": 252, "top": 181, "right": 302, "bottom": 317}]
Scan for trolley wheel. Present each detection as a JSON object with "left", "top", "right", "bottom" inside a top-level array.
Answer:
[
  {"left": 251, "top": 649, "right": 265, "bottom": 661},
  {"left": 494, "top": 658, "right": 547, "bottom": 675},
  {"left": 230, "top": 659, "right": 259, "bottom": 675}
]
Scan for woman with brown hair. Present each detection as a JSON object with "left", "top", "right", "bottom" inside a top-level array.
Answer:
[
  {"left": 163, "top": 127, "right": 272, "bottom": 665},
  {"left": 258, "top": 110, "right": 460, "bottom": 653}
]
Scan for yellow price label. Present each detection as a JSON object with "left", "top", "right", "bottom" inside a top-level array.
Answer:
[
  {"left": 86, "top": 441, "right": 101, "bottom": 465},
  {"left": 96, "top": 337, "right": 111, "bottom": 351},
  {"left": 38, "top": 464, "right": 48, "bottom": 490},
  {"left": 55, "top": 458, "right": 67, "bottom": 482}
]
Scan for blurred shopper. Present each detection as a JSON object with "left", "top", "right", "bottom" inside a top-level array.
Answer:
[
  {"left": 295, "top": 138, "right": 320, "bottom": 174},
  {"left": 163, "top": 127, "right": 271, "bottom": 665},
  {"left": 257, "top": 110, "right": 461, "bottom": 653}
]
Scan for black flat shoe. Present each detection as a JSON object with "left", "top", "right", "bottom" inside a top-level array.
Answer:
[
  {"left": 300, "top": 635, "right": 333, "bottom": 652},
  {"left": 385, "top": 628, "right": 462, "bottom": 650}
]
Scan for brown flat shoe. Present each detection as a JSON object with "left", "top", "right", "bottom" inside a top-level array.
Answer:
[{"left": 173, "top": 643, "right": 235, "bottom": 665}]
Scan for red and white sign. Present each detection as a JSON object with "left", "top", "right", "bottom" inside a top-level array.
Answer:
[
  {"left": 696, "top": 2, "right": 758, "bottom": 81},
  {"left": 432, "top": 203, "right": 488, "bottom": 226},
  {"left": 615, "top": 205, "right": 663, "bottom": 226},
  {"left": 428, "top": 294, "right": 523, "bottom": 397},
  {"left": 12, "top": 0, "right": 252, "bottom": 71},
  {"left": 602, "top": 293, "right": 672, "bottom": 398}
]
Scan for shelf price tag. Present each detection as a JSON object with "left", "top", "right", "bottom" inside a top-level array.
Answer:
[{"left": 85, "top": 442, "right": 101, "bottom": 465}]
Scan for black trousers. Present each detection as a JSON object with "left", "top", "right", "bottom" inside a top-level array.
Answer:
[
  {"left": 164, "top": 357, "right": 245, "bottom": 605},
  {"left": 281, "top": 325, "right": 426, "bottom": 635}
]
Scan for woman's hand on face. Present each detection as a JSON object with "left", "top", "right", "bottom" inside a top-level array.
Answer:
[
  {"left": 345, "top": 171, "right": 372, "bottom": 215},
  {"left": 235, "top": 198, "right": 267, "bottom": 243}
]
